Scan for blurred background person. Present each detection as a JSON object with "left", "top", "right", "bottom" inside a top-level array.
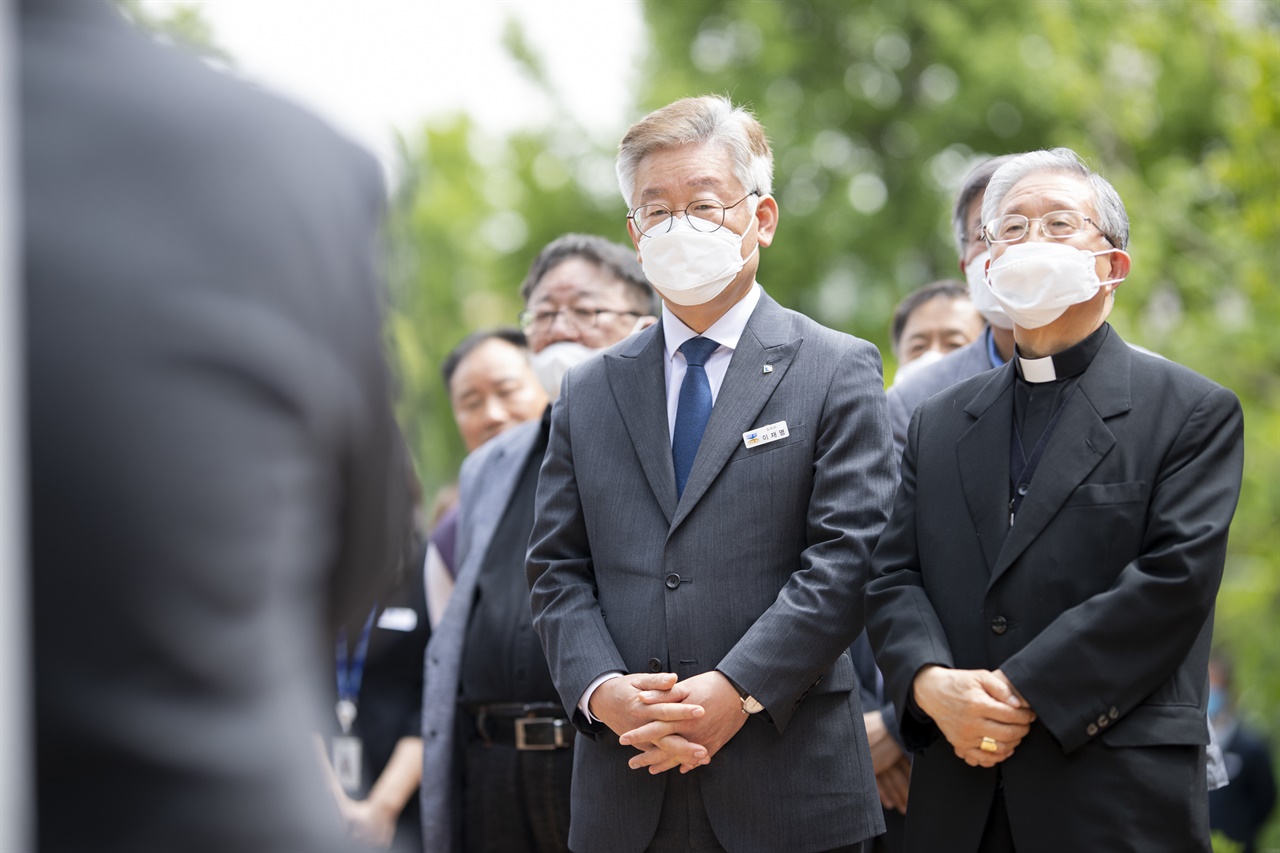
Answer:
[
  {"left": 886, "top": 156, "right": 1016, "bottom": 457},
  {"left": 22, "top": 0, "right": 411, "bottom": 848},
  {"left": 424, "top": 328, "right": 549, "bottom": 627},
  {"left": 1209, "top": 651, "right": 1277, "bottom": 853},
  {"left": 317, "top": 462, "right": 432, "bottom": 853},
  {"left": 421, "top": 233, "right": 656, "bottom": 853},
  {"left": 888, "top": 278, "right": 984, "bottom": 385}
]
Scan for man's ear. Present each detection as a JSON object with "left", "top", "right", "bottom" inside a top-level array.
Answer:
[
  {"left": 754, "top": 194, "right": 779, "bottom": 248},
  {"left": 626, "top": 218, "right": 643, "bottom": 259},
  {"left": 1105, "top": 249, "right": 1131, "bottom": 287}
]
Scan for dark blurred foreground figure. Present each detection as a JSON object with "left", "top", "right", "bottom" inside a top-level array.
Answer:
[{"left": 22, "top": 1, "right": 410, "bottom": 849}]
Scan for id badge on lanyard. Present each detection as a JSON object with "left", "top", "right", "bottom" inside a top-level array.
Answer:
[{"left": 333, "top": 606, "right": 376, "bottom": 793}]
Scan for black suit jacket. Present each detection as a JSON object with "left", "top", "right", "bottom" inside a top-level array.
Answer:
[
  {"left": 23, "top": 2, "right": 409, "bottom": 848},
  {"left": 867, "top": 326, "right": 1243, "bottom": 852}
]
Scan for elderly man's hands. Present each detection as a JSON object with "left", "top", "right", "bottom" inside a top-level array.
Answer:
[{"left": 912, "top": 665, "right": 1035, "bottom": 767}]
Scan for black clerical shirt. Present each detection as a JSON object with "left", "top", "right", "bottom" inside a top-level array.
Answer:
[
  {"left": 1009, "top": 323, "right": 1110, "bottom": 521},
  {"left": 458, "top": 412, "right": 559, "bottom": 708}
]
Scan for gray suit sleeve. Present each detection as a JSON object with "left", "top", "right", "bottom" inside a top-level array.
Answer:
[
  {"left": 527, "top": 373, "right": 628, "bottom": 733},
  {"left": 717, "top": 339, "right": 896, "bottom": 733}
]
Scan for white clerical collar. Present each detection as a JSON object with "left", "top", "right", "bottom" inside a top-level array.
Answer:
[
  {"left": 662, "top": 282, "right": 761, "bottom": 361},
  {"left": 1014, "top": 323, "right": 1110, "bottom": 385},
  {"left": 1017, "top": 355, "right": 1060, "bottom": 384}
]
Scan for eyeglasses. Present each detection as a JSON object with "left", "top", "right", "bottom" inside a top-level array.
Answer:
[
  {"left": 984, "top": 210, "right": 1115, "bottom": 246},
  {"left": 628, "top": 191, "right": 760, "bottom": 238},
  {"left": 518, "top": 306, "right": 642, "bottom": 336}
]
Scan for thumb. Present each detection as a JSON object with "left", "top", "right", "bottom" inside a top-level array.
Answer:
[
  {"left": 632, "top": 672, "right": 679, "bottom": 692},
  {"left": 978, "top": 669, "right": 1021, "bottom": 708}
]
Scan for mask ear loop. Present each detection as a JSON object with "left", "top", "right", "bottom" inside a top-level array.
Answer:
[{"left": 1092, "top": 247, "right": 1131, "bottom": 288}]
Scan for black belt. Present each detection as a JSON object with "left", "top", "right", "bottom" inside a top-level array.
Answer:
[{"left": 469, "top": 702, "right": 575, "bottom": 751}]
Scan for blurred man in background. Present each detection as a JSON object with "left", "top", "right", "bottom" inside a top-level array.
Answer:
[
  {"left": 886, "top": 156, "right": 1016, "bottom": 458},
  {"left": 423, "top": 329, "right": 551, "bottom": 627},
  {"left": 888, "top": 279, "right": 984, "bottom": 386},
  {"left": 1209, "top": 652, "right": 1277, "bottom": 853},
  {"left": 422, "top": 233, "right": 657, "bottom": 853},
  {"left": 23, "top": 0, "right": 410, "bottom": 849}
]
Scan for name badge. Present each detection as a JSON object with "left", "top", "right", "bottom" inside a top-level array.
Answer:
[
  {"left": 742, "top": 420, "right": 789, "bottom": 449},
  {"left": 332, "top": 735, "right": 363, "bottom": 793},
  {"left": 377, "top": 607, "right": 418, "bottom": 632}
]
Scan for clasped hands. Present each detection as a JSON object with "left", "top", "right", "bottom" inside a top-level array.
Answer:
[
  {"left": 588, "top": 671, "right": 747, "bottom": 776},
  {"left": 912, "top": 665, "right": 1036, "bottom": 768}
]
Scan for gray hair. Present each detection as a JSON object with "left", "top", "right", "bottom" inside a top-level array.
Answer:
[
  {"left": 616, "top": 95, "right": 774, "bottom": 209},
  {"left": 519, "top": 233, "right": 658, "bottom": 316},
  {"left": 951, "top": 155, "right": 1017, "bottom": 259},
  {"left": 982, "top": 148, "right": 1129, "bottom": 250}
]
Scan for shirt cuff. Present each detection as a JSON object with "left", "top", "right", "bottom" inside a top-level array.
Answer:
[{"left": 578, "top": 672, "right": 625, "bottom": 723}]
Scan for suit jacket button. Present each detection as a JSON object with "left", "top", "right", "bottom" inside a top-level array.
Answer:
[
  {"left": 647, "top": 658, "right": 663, "bottom": 673},
  {"left": 1087, "top": 723, "right": 1099, "bottom": 736},
  {"left": 1109, "top": 706, "right": 1119, "bottom": 719},
  {"left": 665, "top": 573, "right": 681, "bottom": 590},
  {"left": 990, "top": 615, "right": 1008, "bottom": 635},
  {"left": 1097, "top": 715, "right": 1109, "bottom": 727}
]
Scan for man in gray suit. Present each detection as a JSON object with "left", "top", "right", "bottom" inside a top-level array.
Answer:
[
  {"left": 23, "top": 1, "right": 410, "bottom": 848},
  {"left": 421, "top": 234, "right": 657, "bottom": 852},
  {"left": 527, "top": 95, "right": 895, "bottom": 853}
]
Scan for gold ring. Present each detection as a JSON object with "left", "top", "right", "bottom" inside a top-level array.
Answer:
[{"left": 980, "top": 737, "right": 999, "bottom": 753}]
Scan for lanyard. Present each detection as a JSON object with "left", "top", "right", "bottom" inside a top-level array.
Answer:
[
  {"left": 334, "top": 606, "right": 377, "bottom": 733},
  {"left": 1008, "top": 387, "right": 1075, "bottom": 526}
]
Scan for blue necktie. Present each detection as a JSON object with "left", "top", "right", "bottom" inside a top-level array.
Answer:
[{"left": 672, "top": 336, "right": 720, "bottom": 499}]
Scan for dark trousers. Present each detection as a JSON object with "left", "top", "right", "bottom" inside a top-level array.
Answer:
[
  {"left": 640, "top": 771, "right": 872, "bottom": 853},
  {"left": 463, "top": 736, "right": 573, "bottom": 853}
]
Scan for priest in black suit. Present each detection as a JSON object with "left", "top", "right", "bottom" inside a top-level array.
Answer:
[{"left": 867, "top": 148, "right": 1244, "bottom": 852}]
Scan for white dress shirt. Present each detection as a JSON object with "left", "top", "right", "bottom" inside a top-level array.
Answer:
[{"left": 661, "top": 283, "right": 761, "bottom": 441}]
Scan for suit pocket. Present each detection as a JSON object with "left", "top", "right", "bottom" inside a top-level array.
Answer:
[
  {"left": 1064, "top": 480, "right": 1147, "bottom": 507},
  {"left": 1100, "top": 703, "right": 1208, "bottom": 747}
]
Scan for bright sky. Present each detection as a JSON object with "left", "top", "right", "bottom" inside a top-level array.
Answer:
[{"left": 140, "top": 1, "right": 647, "bottom": 174}]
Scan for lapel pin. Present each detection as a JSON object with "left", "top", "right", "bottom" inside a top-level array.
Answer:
[{"left": 762, "top": 364, "right": 773, "bottom": 374}]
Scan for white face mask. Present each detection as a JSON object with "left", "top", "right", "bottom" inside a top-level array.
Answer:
[
  {"left": 964, "top": 250, "right": 1014, "bottom": 330},
  {"left": 893, "top": 348, "right": 946, "bottom": 385},
  {"left": 985, "top": 241, "right": 1126, "bottom": 330},
  {"left": 637, "top": 206, "right": 756, "bottom": 307},
  {"left": 530, "top": 341, "right": 598, "bottom": 399}
]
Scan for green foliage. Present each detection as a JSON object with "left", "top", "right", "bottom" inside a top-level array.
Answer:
[
  {"left": 113, "top": 0, "right": 232, "bottom": 63},
  {"left": 389, "top": 0, "right": 1278, "bottom": 843},
  {"left": 386, "top": 115, "right": 629, "bottom": 493},
  {"left": 1211, "top": 830, "right": 1245, "bottom": 853}
]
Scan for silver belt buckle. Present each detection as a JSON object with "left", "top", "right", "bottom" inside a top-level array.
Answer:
[{"left": 515, "top": 716, "right": 568, "bottom": 751}]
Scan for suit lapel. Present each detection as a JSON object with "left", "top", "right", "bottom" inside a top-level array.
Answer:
[
  {"left": 957, "top": 365, "right": 1016, "bottom": 575},
  {"left": 670, "top": 294, "right": 800, "bottom": 533},
  {"left": 465, "top": 424, "right": 539, "bottom": 570},
  {"left": 988, "top": 332, "right": 1132, "bottom": 588},
  {"left": 605, "top": 325, "right": 678, "bottom": 524}
]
